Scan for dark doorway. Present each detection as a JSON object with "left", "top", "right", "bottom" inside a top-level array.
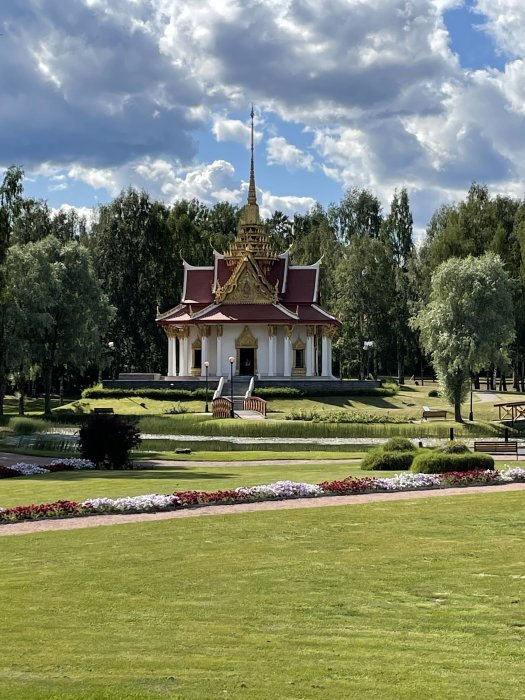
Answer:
[{"left": 239, "top": 348, "right": 255, "bottom": 376}]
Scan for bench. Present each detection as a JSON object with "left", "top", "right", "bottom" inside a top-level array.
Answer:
[
  {"left": 474, "top": 441, "right": 518, "bottom": 458},
  {"left": 422, "top": 406, "right": 448, "bottom": 420},
  {"left": 92, "top": 407, "right": 114, "bottom": 414}
]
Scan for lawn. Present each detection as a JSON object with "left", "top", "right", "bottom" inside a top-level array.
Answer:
[
  {"left": 0, "top": 461, "right": 374, "bottom": 508},
  {"left": 0, "top": 492, "right": 524, "bottom": 699}
]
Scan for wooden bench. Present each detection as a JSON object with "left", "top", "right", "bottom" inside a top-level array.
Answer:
[
  {"left": 474, "top": 441, "right": 518, "bottom": 458},
  {"left": 92, "top": 407, "right": 114, "bottom": 414},
  {"left": 422, "top": 406, "right": 448, "bottom": 420}
]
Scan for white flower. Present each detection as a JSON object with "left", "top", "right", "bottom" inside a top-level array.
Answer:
[
  {"left": 82, "top": 494, "right": 181, "bottom": 513},
  {"left": 9, "top": 463, "right": 49, "bottom": 476},
  {"left": 235, "top": 481, "right": 324, "bottom": 498},
  {"left": 50, "top": 458, "right": 96, "bottom": 470}
]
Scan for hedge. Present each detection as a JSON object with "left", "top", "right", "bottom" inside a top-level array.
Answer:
[
  {"left": 411, "top": 452, "right": 495, "bottom": 474},
  {"left": 382, "top": 437, "right": 416, "bottom": 452},
  {"left": 82, "top": 387, "right": 208, "bottom": 400},
  {"left": 361, "top": 450, "right": 417, "bottom": 471}
]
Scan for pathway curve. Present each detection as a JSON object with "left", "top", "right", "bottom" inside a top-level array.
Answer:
[{"left": 1, "top": 482, "right": 524, "bottom": 537}]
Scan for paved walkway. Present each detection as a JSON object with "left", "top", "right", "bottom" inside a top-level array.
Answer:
[{"left": 1, "top": 482, "right": 524, "bottom": 537}]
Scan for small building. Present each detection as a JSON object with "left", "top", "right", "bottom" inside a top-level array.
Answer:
[{"left": 156, "top": 119, "right": 341, "bottom": 381}]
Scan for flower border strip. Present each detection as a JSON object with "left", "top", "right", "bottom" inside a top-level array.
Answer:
[{"left": 1, "top": 469, "right": 524, "bottom": 524}]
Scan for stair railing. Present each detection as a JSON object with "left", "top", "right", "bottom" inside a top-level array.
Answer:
[
  {"left": 212, "top": 396, "right": 233, "bottom": 418},
  {"left": 213, "top": 376, "right": 225, "bottom": 400},
  {"left": 245, "top": 376, "right": 255, "bottom": 398}
]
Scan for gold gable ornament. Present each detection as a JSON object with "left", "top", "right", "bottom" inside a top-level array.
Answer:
[
  {"left": 215, "top": 255, "right": 278, "bottom": 304},
  {"left": 235, "top": 325, "right": 259, "bottom": 349}
]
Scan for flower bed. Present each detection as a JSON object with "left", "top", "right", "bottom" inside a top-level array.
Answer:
[
  {"left": 1, "top": 468, "right": 524, "bottom": 524},
  {"left": 0, "top": 459, "right": 96, "bottom": 479}
]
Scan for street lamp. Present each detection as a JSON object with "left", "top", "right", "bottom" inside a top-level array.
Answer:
[
  {"left": 363, "top": 340, "right": 374, "bottom": 379},
  {"left": 204, "top": 361, "right": 209, "bottom": 413},
  {"left": 229, "top": 356, "right": 235, "bottom": 418},
  {"left": 469, "top": 371, "right": 474, "bottom": 422}
]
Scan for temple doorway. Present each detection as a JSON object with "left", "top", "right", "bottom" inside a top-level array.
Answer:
[{"left": 239, "top": 348, "right": 255, "bottom": 376}]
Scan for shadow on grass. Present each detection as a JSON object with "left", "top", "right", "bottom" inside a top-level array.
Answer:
[{"left": 23, "top": 468, "right": 237, "bottom": 484}]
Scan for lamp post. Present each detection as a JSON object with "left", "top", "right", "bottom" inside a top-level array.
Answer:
[
  {"left": 204, "top": 361, "right": 209, "bottom": 413},
  {"left": 469, "top": 371, "right": 474, "bottom": 422},
  {"left": 229, "top": 356, "right": 235, "bottom": 418},
  {"left": 363, "top": 340, "right": 374, "bottom": 379}
]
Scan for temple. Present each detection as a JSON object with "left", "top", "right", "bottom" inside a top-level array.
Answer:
[{"left": 156, "top": 111, "right": 340, "bottom": 381}]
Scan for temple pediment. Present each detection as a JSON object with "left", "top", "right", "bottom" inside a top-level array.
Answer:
[{"left": 215, "top": 255, "right": 278, "bottom": 304}]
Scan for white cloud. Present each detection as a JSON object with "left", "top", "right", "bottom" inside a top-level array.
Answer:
[
  {"left": 266, "top": 136, "right": 314, "bottom": 172},
  {"left": 212, "top": 115, "right": 263, "bottom": 147}
]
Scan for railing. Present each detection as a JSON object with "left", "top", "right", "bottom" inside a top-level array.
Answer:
[
  {"left": 244, "top": 396, "right": 267, "bottom": 417},
  {"left": 213, "top": 376, "right": 225, "bottom": 400},
  {"left": 245, "top": 376, "right": 255, "bottom": 398},
  {"left": 212, "top": 396, "right": 233, "bottom": 418}
]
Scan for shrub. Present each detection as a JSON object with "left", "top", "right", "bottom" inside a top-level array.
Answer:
[
  {"left": 361, "top": 449, "right": 417, "bottom": 471},
  {"left": 428, "top": 389, "right": 441, "bottom": 397},
  {"left": 441, "top": 441, "right": 470, "bottom": 454},
  {"left": 382, "top": 437, "right": 416, "bottom": 452},
  {"left": 81, "top": 387, "right": 208, "bottom": 400},
  {"left": 411, "top": 452, "right": 494, "bottom": 474},
  {"left": 163, "top": 402, "right": 189, "bottom": 415},
  {"left": 285, "top": 409, "right": 414, "bottom": 424},
  {"left": 79, "top": 414, "right": 141, "bottom": 469},
  {"left": 8, "top": 417, "right": 52, "bottom": 435}
]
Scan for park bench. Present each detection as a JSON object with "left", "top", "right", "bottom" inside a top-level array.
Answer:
[
  {"left": 422, "top": 406, "right": 448, "bottom": 420},
  {"left": 474, "top": 441, "right": 519, "bottom": 458},
  {"left": 92, "top": 407, "right": 114, "bottom": 415}
]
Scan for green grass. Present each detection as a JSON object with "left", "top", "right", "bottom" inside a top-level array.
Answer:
[
  {"left": 0, "top": 462, "right": 371, "bottom": 508},
  {"left": 134, "top": 449, "right": 366, "bottom": 462},
  {"left": 0, "top": 493, "right": 524, "bottom": 698},
  {"left": 54, "top": 396, "right": 205, "bottom": 415}
]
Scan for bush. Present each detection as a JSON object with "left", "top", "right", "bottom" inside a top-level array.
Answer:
[
  {"left": 441, "top": 441, "right": 470, "bottom": 454},
  {"left": 8, "top": 417, "right": 52, "bottom": 435},
  {"left": 81, "top": 387, "right": 208, "bottom": 400},
  {"left": 285, "top": 409, "right": 414, "bottom": 424},
  {"left": 428, "top": 389, "right": 441, "bottom": 397},
  {"left": 163, "top": 402, "right": 189, "bottom": 415},
  {"left": 382, "top": 437, "right": 416, "bottom": 452},
  {"left": 411, "top": 452, "right": 494, "bottom": 474},
  {"left": 361, "top": 450, "right": 416, "bottom": 471},
  {"left": 79, "top": 414, "right": 141, "bottom": 469}
]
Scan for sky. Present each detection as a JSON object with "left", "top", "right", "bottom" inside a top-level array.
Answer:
[{"left": 2, "top": 0, "right": 525, "bottom": 238}]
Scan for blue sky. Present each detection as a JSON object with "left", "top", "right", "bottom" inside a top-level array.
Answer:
[{"left": 3, "top": 0, "right": 525, "bottom": 237}]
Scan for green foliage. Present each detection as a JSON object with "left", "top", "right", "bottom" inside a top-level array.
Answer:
[
  {"left": 82, "top": 386, "right": 208, "bottom": 400},
  {"left": 441, "top": 441, "right": 470, "bottom": 454},
  {"left": 382, "top": 437, "right": 416, "bottom": 452},
  {"left": 413, "top": 254, "right": 515, "bottom": 421},
  {"left": 361, "top": 449, "right": 416, "bottom": 471},
  {"left": 163, "top": 402, "right": 189, "bottom": 415},
  {"left": 8, "top": 416, "right": 53, "bottom": 435},
  {"left": 411, "top": 451, "right": 494, "bottom": 473},
  {"left": 428, "top": 389, "right": 441, "bottom": 397},
  {"left": 79, "top": 414, "right": 141, "bottom": 469},
  {"left": 285, "top": 409, "right": 413, "bottom": 424}
]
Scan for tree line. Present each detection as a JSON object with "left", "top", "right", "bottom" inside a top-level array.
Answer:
[{"left": 0, "top": 167, "right": 521, "bottom": 420}]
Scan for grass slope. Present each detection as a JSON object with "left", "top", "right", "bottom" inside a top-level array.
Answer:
[{"left": 0, "top": 493, "right": 524, "bottom": 699}]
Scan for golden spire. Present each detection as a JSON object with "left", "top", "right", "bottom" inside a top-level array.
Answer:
[{"left": 248, "top": 104, "right": 257, "bottom": 206}]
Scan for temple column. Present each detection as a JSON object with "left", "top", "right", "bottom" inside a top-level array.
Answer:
[
  {"left": 200, "top": 326, "right": 210, "bottom": 377},
  {"left": 306, "top": 325, "right": 315, "bottom": 377},
  {"left": 268, "top": 325, "right": 277, "bottom": 376},
  {"left": 216, "top": 325, "right": 223, "bottom": 376},
  {"left": 321, "top": 326, "right": 336, "bottom": 377},
  {"left": 284, "top": 325, "right": 293, "bottom": 377},
  {"left": 178, "top": 327, "right": 190, "bottom": 376}
]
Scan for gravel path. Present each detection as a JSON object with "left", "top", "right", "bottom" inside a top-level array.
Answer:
[{"left": 1, "top": 482, "right": 524, "bottom": 537}]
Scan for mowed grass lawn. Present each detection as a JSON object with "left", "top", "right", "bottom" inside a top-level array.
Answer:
[
  {"left": 0, "top": 462, "right": 371, "bottom": 509},
  {"left": 1, "top": 492, "right": 524, "bottom": 699}
]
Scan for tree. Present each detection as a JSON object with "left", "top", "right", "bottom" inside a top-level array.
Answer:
[
  {"left": 79, "top": 414, "right": 140, "bottom": 468},
  {"left": 328, "top": 188, "right": 383, "bottom": 242},
  {"left": 381, "top": 189, "right": 414, "bottom": 383},
  {"left": 7, "top": 237, "right": 113, "bottom": 414},
  {"left": 335, "top": 236, "right": 394, "bottom": 378},
  {"left": 412, "top": 255, "right": 515, "bottom": 422},
  {"left": 90, "top": 189, "right": 176, "bottom": 373},
  {"left": 0, "top": 166, "right": 24, "bottom": 414}
]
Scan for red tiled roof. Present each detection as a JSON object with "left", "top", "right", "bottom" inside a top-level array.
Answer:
[
  {"left": 183, "top": 269, "right": 214, "bottom": 304},
  {"left": 266, "top": 257, "right": 286, "bottom": 293},
  {"left": 284, "top": 304, "right": 341, "bottom": 325},
  {"left": 283, "top": 268, "right": 317, "bottom": 303},
  {"left": 191, "top": 304, "right": 298, "bottom": 323}
]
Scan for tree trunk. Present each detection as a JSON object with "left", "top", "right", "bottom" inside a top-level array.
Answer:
[
  {"left": 513, "top": 361, "right": 520, "bottom": 390},
  {"left": 43, "top": 361, "right": 53, "bottom": 416},
  {"left": 59, "top": 375, "right": 64, "bottom": 406},
  {"left": 454, "top": 401, "right": 463, "bottom": 422},
  {"left": 18, "top": 374, "right": 25, "bottom": 416},
  {"left": 397, "top": 341, "right": 404, "bottom": 385},
  {"left": 0, "top": 312, "right": 5, "bottom": 416},
  {"left": 473, "top": 372, "right": 480, "bottom": 390},
  {"left": 521, "top": 361, "right": 525, "bottom": 392}
]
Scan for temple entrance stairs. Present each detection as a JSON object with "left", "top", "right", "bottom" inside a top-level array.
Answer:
[{"left": 219, "top": 378, "right": 266, "bottom": 419}]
